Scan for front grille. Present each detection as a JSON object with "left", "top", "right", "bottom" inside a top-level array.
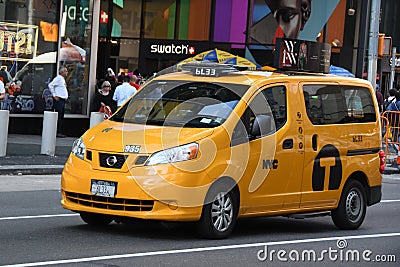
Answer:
[
  {"left": 99, "top": 153, "right": 126, "bottom": 169},
  {"left": 65, "top": 192, "right": 154, "bottom": 211}
]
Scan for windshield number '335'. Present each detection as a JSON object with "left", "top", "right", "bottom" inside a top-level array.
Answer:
[{"left": 124, "top": 145, "right": 141, "bottom": 153}]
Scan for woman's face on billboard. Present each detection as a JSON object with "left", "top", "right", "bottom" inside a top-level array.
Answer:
[{"left": 274, "top": 0, "right": 303, "bottom": 39}]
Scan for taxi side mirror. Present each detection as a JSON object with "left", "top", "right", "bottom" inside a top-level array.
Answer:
[{"left": 251, "top": 114, "right": 274, "bottom": 137}]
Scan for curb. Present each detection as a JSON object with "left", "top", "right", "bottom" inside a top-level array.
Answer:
[
  {"left": 383, "top": 168, "right": 399, "bottom": 175},
  {"left": 0, "top": 165, "right": 64, "bottom": 175}
]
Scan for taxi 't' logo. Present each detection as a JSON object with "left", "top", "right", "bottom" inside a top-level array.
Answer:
[{"left": 312, "top": 144, "right": 342, "bottom": 191}]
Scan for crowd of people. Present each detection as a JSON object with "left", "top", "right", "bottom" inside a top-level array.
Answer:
[{"left": 94, "top": 68, "right": 143, "bottom": 117}]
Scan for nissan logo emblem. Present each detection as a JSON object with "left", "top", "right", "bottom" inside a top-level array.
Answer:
[{"left": 106, "top": 156, "right": 118, "bottom": 167}]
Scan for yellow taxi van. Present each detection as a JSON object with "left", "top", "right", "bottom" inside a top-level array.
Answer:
[{"left": 61, "top": 41, "right": 383, "bottom": 239}]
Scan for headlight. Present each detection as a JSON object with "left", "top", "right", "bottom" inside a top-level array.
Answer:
[
  {"left": 71, "top": 137, "right": 86, "bottom": 160},
  {"left": 145, "top": 142, "right": 199, "bottom": 166}
]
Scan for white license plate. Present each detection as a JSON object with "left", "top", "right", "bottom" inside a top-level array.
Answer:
[{"left": 91, "top": 180, "right": 117, "bottom": 197}]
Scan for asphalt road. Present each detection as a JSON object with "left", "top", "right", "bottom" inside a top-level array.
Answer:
[{"left": 0, "top": 175, "right": 399, "bottom": 267}]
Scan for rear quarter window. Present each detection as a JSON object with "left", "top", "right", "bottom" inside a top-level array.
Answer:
[{"left": 303, "top": 85, "right": 376, "bottom": 125}]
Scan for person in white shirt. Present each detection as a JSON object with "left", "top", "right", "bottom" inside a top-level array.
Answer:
[
  {"left": 48, "top": 66, "right": 68, "bottom": 137},
  {"left": 0, "top": 77, "right": 5, "bottom": 100},
  {"left": 113, "top": 75, "right": 137, "bottom": 108}
]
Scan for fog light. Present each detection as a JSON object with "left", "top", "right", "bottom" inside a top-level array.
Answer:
[{"left": 168, "top": 201, "right": 178, "bottom": 210}]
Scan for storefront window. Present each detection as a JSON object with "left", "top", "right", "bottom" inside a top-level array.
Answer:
[
  {"left": 142, "top": 0, "right": 211, "bottom": 40},
  {"left": 117, "top": 38, "right": 140, "bottom": 74},
  {"left": 213, "top": 0, "right": 247, "bottom": 44},
  {"left": 99, "top": 0, "right": 142, "bottom": 38},
  {"left": 143, "top": 0, "right": 176, "bottom": 39},
  {"left": 0, "top": 0, "right": 60, "bottom": 114},
  {"left": 177, "top": 0, "right": 211, "bottom": 41},
  {"left": 62, "top": 0, "right": 94, "bottom": 115}
]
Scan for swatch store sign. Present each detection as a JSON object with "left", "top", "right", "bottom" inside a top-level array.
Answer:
[
  {"left": 144, "top": 40, "right": 204, "bottom": 60},
  {"left": 151, "top": 43, "right": 195, "bottom": 55}
]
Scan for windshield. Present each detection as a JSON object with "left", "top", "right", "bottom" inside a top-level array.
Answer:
[{"left": 110, "top": 80, "right": 249, "bottom": 128}]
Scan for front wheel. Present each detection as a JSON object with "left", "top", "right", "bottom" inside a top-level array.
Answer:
[
  {"left": 197, "top": 186, "right": 238, "bottom": 239},
  {"left": 331, "top": 180, "right": 367, "bottom": 230},
  {"left": 80, "top": 212, "right": 113, "bottom": 226}
]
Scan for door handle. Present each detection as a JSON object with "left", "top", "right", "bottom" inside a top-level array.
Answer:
[
  {"left": 312, "top": 134, "right": 318, "bottom": 151},
  {"left": 283, "top": 139, "right": 293, "bottom": 149}
]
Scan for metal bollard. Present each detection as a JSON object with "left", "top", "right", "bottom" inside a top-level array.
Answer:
[
  {"left": 41, "top": 111, "right": 58, "bottom": 156},
  {"left": 90, "top": 112, "right": 104, "bottom": 128},
  {"left": 0, "top": 110, "right": 9, "bottom": 157}
]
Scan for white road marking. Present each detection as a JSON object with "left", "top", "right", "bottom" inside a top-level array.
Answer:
[
  {"left": 0, "top": 214, "right": 78, "bottom": 221},
  {"left": 1, "top": 232, "right": 400, "bottom": 267},
  {"left": 381, "top": 199, "right": 400, "bottom": 203},
  {"left": 383, "top": 176, "right": 400, "bottom": 180}
]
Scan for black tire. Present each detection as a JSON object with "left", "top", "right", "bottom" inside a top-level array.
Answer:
[
  {"left": 80, "top": 212, "right": 113, "bottom": 226},
  {"left": 331, "top": 180, "right": 367, "bottom": 230},
  {"left": 197, "top": 185, "right": 238, "bottom": 239}
]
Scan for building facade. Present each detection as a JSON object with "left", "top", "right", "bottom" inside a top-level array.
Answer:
[{"left": 0, "top": 0, "right": 394, "bottom": 135}]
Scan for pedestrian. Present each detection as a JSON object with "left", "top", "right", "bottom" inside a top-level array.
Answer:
[
  {"left": 113, "top": 75, "right": 137, "bottom": 108},
  {"left": 386, "top": 91, "right": 400, "bottom": 142},
  {"left": 375, "top": 85, "right": 384, "bottom": 113},
  {"left": 386, "top": 91, "right": 400, "bottom": 111},
  {"left": 0, "top": 68, "right": 9, "bottom": 85},
  {"left": 129, "top": 75, "right": 140, "bottom": 90},
  {"left": 0, "top": 77, "right": 5, "bottom": 100},
  {"left": 105, "top": 68, "right": 116, "bottom": 90},
  {"left": 48, "top": 66, "right": 68, "bottom": 138},
  {"left": 133, "top": 69, "right": 141, "bottom": 77},
  {"left": 93, "top": 80, "right": 117, "bottom": 114},
  {"left": 106, "top": 67, "right": 116, "bottom": 80},
  {"left": 384, "top": 88, "right": 396, "bottom": 110},
  {"left": 116, "top": 72, "right": 125, "bottom": 86}
]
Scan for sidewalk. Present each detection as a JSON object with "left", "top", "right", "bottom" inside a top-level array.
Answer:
[
  {"left": 0, "top": 134, "right": 398, "bottom": 175},
  {"left": 0, "top": 134, "right": 76, "bottom": 175}
]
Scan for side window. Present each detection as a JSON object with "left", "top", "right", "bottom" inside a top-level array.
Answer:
[
  {"left": 303, "top": 85, "right": 376, "bottom": 125},
  {"left": 231, "top": 86, "right": 286, "bottom": 146},
  {"left": 344, "top": 87, "right": 376, "bottom": 122},
  {"left": 261, "top": 86, "right": 287, "bottom": 130}
]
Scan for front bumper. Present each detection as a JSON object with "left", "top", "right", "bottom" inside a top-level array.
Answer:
[{"left": 60, "top": 154, "right": 211, "bottom": 221}]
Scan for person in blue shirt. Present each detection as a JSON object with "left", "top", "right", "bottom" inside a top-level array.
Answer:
[
  {"left": 386, "top": 92, "right": 400, "bottom": 111},
  {"left": 113, "top": 75, "right": 137, "bottom": 108},
  {"left": 386, "top": 91, "right": 400, "bottom": 142}
]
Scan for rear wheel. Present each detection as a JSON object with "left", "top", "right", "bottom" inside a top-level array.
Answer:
[
  {"left": 197, "top": 185, "right": 238, "bottom": 239},
  {"left": 80, "top": 212, "right": 113, "bottom": 226},
  {"left": 331, "top": 180, "right": 367, "bottom": 230}
]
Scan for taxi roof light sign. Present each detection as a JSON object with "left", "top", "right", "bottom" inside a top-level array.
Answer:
[{"left": 181, "top": 62, "right": 242, "bottom": 77}]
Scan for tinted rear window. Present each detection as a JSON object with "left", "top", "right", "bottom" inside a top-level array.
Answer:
[{"left": 303, "top": 85, "right": 376, "bottom": 125}]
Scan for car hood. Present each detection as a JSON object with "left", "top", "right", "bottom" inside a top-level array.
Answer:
[{"left": 82, "top": 120, "right": 214, "bottom": 154}]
